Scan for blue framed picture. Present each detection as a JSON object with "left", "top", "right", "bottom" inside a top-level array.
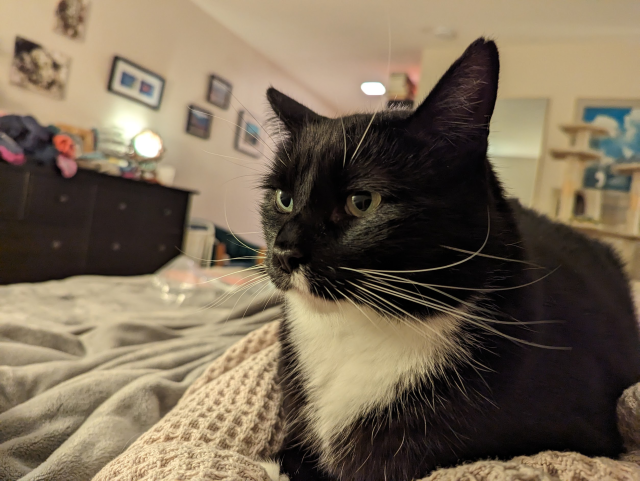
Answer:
[
  {"left": 186, "top": 105, "right": 212, "bottom": 140},
  {"left": 234, "top": 111, "right": 263, "bottom": 158},
  {"left": 107, "top": 56, "right": 165, "bottom": 110},
  {"left": 578, "top": 99, "right": 640, "bottom": 192}
]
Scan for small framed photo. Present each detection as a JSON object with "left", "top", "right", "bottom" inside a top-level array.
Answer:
[
  {"left": 234, "top": 111, "right": 263, "bottom": 158},
  {"left": 207, "top": 75, "right": 232, "bottom": 109},
  {"left": 54, "top": 0, "right": 90, "bottom": 40},
  {"left": 186, "top": 105, "right": 213, "bottom": 140},
  {"left": 107, "top": 56, "right": 165, "bottom": 110}
]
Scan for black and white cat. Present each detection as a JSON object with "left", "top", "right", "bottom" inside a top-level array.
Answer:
[{"left": 258, "top": 38, "right": 640, "bottom": 481}]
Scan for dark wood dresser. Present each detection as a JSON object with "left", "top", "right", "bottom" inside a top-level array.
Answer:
[{"left": 0, "top": 162, "right": 194, "bottom": 284}]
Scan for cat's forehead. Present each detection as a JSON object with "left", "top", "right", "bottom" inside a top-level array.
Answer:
[{"left": 292, "top": 111, "right": 408, "bottom": 168}]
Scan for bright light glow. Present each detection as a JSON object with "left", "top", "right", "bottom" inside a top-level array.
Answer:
[
  {"left": 132, "top": 129, "right": 163, "bottom": 159},
  {"left": 361, "top": 82, "right": 386, "bottom": 96}
]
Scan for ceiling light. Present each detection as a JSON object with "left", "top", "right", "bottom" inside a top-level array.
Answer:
[
  {"left": 433, "top": 26, "right": 456, "bottom": 40},
  {"left": 361, "top": 82, "right": 386, "bottom": 96}
]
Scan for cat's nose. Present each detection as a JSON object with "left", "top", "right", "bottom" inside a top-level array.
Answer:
[{"left": 273, "top": 248, "right": 304, "bottom": 274}]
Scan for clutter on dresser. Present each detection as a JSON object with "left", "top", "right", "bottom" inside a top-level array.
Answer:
[{"left": 0, "top": 112, "right": 173, "bottom": 184}]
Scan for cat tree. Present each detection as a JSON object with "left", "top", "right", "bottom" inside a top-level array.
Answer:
[
  {"left": 550, "top": 124, "right": 608, "bottom": 223},
  {"left": 551, "top": 123, "right": 640, "bottom": 279}
]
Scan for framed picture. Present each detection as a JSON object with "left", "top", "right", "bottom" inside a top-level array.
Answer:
[
  {"left": 577, "top": 99, "right": 640, "bottom": 193},
  {"left": 207, "top": 75, "right": 232, "bottom": 109},
  {"left": 10, "top": 37, "right": 70, "bottom": 100},
  {"left": 234, "top": 111, "right": 263, "bottom": 158},
  {"left": 54, "top": 0, "right": 90, "bottom": 40},
  {"left": 107, "top": 56, "right": 165, "bottom": 110},
  {"left": 186, "top": 105, "right": 213, "bottom": 139}
]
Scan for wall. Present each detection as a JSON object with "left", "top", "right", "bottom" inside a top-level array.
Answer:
[
  {"left": 417, "top": 39, "right": 640, "bottom": 216},
  {"left": 0, "top": 0, "right": 333, "bottom": 245}
]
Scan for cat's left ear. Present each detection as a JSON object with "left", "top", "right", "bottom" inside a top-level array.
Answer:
[
  {"left": 406, "top": 38, "right": 499, "bottom": 142},
  {"left": 267, "top": 87, "right": 324, "bottom": 132}
]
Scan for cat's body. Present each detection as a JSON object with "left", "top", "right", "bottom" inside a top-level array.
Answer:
[{"left": 259, "top": 39, "right": 640, "bottom": 481}]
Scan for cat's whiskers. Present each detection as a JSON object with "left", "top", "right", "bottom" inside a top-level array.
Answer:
[
  {"left": 199, "top": 270, "right": 269, "bottom": 312},
  {"left": 341, "top": 117, "right": 348, "bottom": 167},
  {"left": 362, "top": 277, "right": 556, "bottom": 326},
  {"left": 224, "top": 274, "right": 271, "bottom": 319},
  {"left": 356, "top": 266, "right": 559, "bottom": 293},
  {"left": 344, "top": 209, "right": 491, "bottom": 275},
  {"left": 356, "top": 278, "right": 570, "bottom": 350},
  {"left": 349, "top": 112, "right": 377, "bottom": 165},
  {"left": 440, "top": 245, "right": 544, "bottom": 269},
  {"left": 199, "top": 149, "right": 266, "bottom": 173},
  {"left": 223, "top": 189, "right": 264, "bottom": 255},
  {"left": 346, "top": 281, "right": 460, "bottom": 353},
  {"left": 332, "top": 286, "right": 386, "bottom": 335},
  {"left": 199, "top": 263, "right": 265, "bottom": 285},
  {"left": 225, "top": 89, "right": 290, "bottom": 166}
]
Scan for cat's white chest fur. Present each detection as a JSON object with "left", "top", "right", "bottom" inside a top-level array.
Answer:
[{"left": 285, "top": 290, "right": 461, "bottom": 456}]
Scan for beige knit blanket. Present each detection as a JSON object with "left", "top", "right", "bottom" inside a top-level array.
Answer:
[{"left": 94, "top": 321, "right": 640, "bottom": 481}]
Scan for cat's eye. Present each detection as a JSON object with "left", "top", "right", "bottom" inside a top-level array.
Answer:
[
  {"left": 346, "top": 191, "right": 381, "bottom": 217},
  {"left": 275, "top": 189, "right": 294, "bottom": 213}
]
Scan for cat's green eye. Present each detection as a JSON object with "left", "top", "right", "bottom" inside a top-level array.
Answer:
[
  {"left": 275, "top": 189, "right": 294, "bottom": 213},
  {"left": 346, "top": 191, "right": 381, "bottom": 217}
]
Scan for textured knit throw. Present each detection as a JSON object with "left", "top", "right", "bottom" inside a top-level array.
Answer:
[{"left": 94, "top": 321, "right": 640, "bottom": 481}]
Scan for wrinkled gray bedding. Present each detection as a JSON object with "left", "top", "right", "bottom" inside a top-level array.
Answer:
[{"left": 0, "top": 275, "right": 280, "bottom": 481}]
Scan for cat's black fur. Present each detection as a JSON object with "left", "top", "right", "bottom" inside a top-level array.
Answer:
[{"left": 259, "top": 38, "right": 640, "bottom": 480}]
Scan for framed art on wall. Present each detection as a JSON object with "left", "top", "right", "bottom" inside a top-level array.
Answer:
[
  {"left": 107, "top": 56, "right": 165, "bottom": 110},
  {"left": 577, "top": 99, "right": 640, "bottom": 193},
  {"left": 186, "top": 105, "right": 213, "bottom": 139},
  {"left": 10, "top": 37, "right": 70, "bottom": 100},
  {"left": 234, "top": 111, "right": 263, "bottom": 158},
  {"left": 54, "top": 0, "right": 91, "bottom": 40},
  {"left": 207, "top": 75, "right": 232, "bottom": 109}
]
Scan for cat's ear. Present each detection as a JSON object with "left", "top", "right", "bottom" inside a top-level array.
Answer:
[
  {"left": 267, "top": 87, "right": 323, "bottom": 132},
  {"left": 406, "top": 38, "right": 499, "bottom": 142}
]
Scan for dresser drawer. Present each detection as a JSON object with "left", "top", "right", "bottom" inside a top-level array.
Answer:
[
  {"left": 0, "top": 223, "right": 87, "bottom": 284},
  {"left": 0, "top": 167, "right": 29, "bottom": 221},
  {"left": 85, "top": 232, "right": 183, "bottom": 276},
  {"left": 26, "top": 176, "right": 95, "bottom": 227},
  {"left": 140, "top": 190, "right": 189, "bottom": 234},
  {"left": 91, "top": 187, "right": 144, "bottom": 234}
]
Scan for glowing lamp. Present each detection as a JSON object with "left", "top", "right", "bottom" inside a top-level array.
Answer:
[{"left": 131, "top": 129, "right": 164, "bottom": 160}]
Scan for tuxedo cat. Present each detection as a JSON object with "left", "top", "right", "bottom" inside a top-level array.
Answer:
[{"left": 258, "top": 38, "right": 640, "bottom": 481}]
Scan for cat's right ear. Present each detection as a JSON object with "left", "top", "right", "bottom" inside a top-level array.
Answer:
[
  {"left": 406, "top": 38, "right": 499, "bottom": 143},
  {"left": 267, "top": 88, "right": 323, "bottom": 132}
]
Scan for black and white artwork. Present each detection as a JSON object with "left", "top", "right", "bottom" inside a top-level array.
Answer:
[
  {"left": 54, "top": 0, "right": 91, "bottom": 40},
  {"left": 10, "top": 37, "right": 71, "bottom": 100}
]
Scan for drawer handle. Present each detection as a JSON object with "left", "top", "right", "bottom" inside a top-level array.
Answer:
[
  {"left": 118, "top": 202, "right": 127, "bottom": 211},
  {"left": 52, "top": 240, "right": 62, "bottom": 250},
  {"left": 59, "top": 194, "right": 70, "bottom": 203},
  {"left": 163, "top": 208, "right": 172, "bottom": 217},
  {"left": 158, "top": 244, "right": 166, "bottom": 252},
  {"left": 111, "top": 242, "right": 121, "bottom": 251}
]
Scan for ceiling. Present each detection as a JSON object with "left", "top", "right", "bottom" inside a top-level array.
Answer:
[{"left": 191, "top": 0, "right": 640, "bottom": 113}]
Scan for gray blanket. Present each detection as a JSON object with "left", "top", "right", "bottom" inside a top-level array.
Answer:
[{"left": 0, "top": 275, "right": 281, "bottom": 481}]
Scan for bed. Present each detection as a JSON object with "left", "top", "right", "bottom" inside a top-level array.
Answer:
[{"left": 0, "top": 262, "right": 280, "bottom": 481}]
